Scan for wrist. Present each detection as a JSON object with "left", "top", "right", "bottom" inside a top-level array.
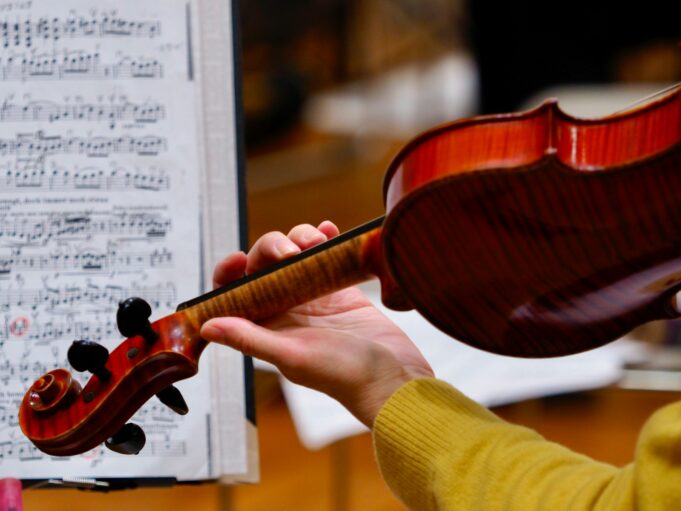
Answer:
[{"left": 358, "top": 366, "right": 434, "bottom": 428}]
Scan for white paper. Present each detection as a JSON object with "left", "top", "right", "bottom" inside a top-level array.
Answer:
[
  {"left": 0, "top": 0, "right": 237, "bottom": 481},
  {"left": 191, "top": 0, "right": 256, "bottom": 482}
]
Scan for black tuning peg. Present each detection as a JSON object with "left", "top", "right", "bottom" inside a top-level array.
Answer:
[
  {"left": 105, "top": 423, "right": 146, "bottom": 455},
  {"left": 67, "top": 340, "right": 111, "bottom": 382},
  {"left": 156, "top": 385, "right": 189, "bottom": 415},
  {"left": 117, "top": 297, "right": 158, "bottom": 345}
]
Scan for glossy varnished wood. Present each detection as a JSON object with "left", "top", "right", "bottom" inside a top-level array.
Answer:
[
  {"left": 20, "top": 311, "right": 205, "bottom": 455},
  {"left": 179, "top": 220, "right": 383, "bottom": 327},
  {"left": 20, "top": 221, "right": 383, "bottom": 456},
  {"left": 19, "top": 86, "right": 681, "bottom": 455},
  {"left": 384, "top": 87, "right": 681, "bottom": 209},
  {"left": 383, "top": 86, "right": 681, "bottom": 356}
]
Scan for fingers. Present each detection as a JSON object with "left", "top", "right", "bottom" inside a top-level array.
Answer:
[
  {"left": 317, "top": 220, "right": 340, "bottom": 239},
  {"left": 246, "top": 231, "right": 301, "bottom": 274},
  {"left": 212, "top": 251, "right": 248, "bottom": 289},
  {"left": 246, "top": 221, "right": 339, "bottom": 274},
  {"left": 201, "top": 317, "right": 290, "bottom": 366},
  {"left": 213, "top": 221, "right": 340, "bottom": 285},
  {"left": 286, "top": 223, "right": 328, "bottom": 250}
]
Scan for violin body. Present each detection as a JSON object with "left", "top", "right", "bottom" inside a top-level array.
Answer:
[
  {"left": 19, "top": 85, "right": 681, "bottom": 456},
  {"left": 382, "top": 88, "right": 681, "bottom": 356}
]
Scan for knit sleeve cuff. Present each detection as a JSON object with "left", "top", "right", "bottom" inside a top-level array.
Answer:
[{"left": 372, "top": 378, "right": 502, "bottom": 509}]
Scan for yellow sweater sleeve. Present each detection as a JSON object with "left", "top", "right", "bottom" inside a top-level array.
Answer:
[{"left": 373, "top": 378, "right": 681, "bottom": 510}]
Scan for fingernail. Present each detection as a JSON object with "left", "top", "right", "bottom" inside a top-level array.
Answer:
[{"left": 274, "top": 239, "right": 300, "bottom": 257}]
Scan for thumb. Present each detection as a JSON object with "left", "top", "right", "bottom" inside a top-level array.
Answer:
[{"left": 201, "top": 317, "right": 288, "bottom": 365}]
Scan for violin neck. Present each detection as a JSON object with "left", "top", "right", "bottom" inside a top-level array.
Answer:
[{"left": 177, "top": 217, "right": 385, "bottom": 328}]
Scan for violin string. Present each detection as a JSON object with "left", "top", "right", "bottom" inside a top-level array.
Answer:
[{"left": 611, "top": 82, "right": 681, "bottom": 115}]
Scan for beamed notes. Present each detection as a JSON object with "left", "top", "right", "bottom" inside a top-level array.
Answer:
[{"left": 0, "top": 0, "right": 212, "bottom": 480}]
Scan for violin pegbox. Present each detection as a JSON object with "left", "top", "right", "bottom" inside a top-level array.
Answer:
[{"left": 20, "top": 297, "right": 207, "bottom": 456}]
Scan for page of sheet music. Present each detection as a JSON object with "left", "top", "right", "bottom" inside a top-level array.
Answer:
[{"left": 0, "top": 0, "right": 223, "bottom": 480}]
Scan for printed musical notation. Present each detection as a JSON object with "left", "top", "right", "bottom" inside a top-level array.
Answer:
[
  {"left": 0, "top": 437, "right": 186, "bottom": 461},
  {"left": 148, "top": 441, "right": 186, "bottom": 458},
  {"left": 0, "top": 51, "right": 164, "bottom": 81},
  {"left": 0, "top": 441, "right": 43, "bottom": 461},
  {"left": 0, "top": 131, "right": 167, "bottom": 157},
  {"left": 0, "top": 246, "right": 172, "bottom": 275},
  {"left": 0, "top": 211, "right": 172, "bottom": 247},
  {"left": 1, "top": 14, "right": 161, "bottom": 49},
  {"left": 0, "top": 281, "right": 177, "bottom": 313},
  {"left": 0, "top": 316, "right": 117, "bottom": 344},
  {"left": 0, "top": 351, "right": 60, "bottom": 384},
  {"left": 0, "top": 163, "right": 170, "bottom": 192},
  {"left": 0, "top": 0, "right": 209, "bottom": 476},
  {"left": 0, "top": 98, "right": 165, "bottom": 129}
]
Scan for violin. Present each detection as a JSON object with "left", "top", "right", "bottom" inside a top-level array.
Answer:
[{"left": 20, "top": 84, "right": 681, "bottom": 457}]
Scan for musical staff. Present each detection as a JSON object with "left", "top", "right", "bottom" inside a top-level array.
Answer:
[
  {"left": 0, "top": 316, "right": 117, "bottom": 344},
  {"left": 0, "top": 211, "right": 172, "bottom": 247},
  {"left": 0, "top": 98, "right": 165, "bottom": 129},
  {"left": 0, "top": 441, "right": 43, "bottom": 461},
  {"left": 0, "top": 437, "right": 185, "bottom": 460},
  {"left": 0, "top": 0, "right": 209, "bottom": 476},
  {"left": 0, "top": 51, "right": 163, "bottom": 81},
  {"left": 0, "top": 131, "right": 166, "bottom": 157},
  {"left": 0, "top": 281, "right": 177, "bottom": 313},
  {"left": 148, "top": 441, "right": 186, "bottom": 457},
  {"left": 1, "top": 14, "right": 161, "bottom": 49},
  {"left": 0, "top": 246, "right": 172, "bottom": 275},
  {"left": 0, "top": 355, "right": 59, "bottom": 385},
  {"left": 0, "top": 164, "right": 170, "bottom": 192}
]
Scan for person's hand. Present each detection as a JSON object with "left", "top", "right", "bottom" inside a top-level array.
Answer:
[{"left": 200, "top": 221, "right": 434, "bottom": 427}]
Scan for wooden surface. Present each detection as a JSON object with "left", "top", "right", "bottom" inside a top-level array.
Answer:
[
  {"left": 21, "top": 130, "right": 681, "bottom": 510},
  {"left": 381, "top": 87, "right": 681, "bottom": 357}
]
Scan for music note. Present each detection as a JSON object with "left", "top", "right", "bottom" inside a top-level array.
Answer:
[
  {"left": 0, "top": 210, "right": 172, "bottom": 247},
  {"left": 0, "top": 0, "right": 212, "bottom": 476},
  {"left": 0, "top": 131, "right": 167, "bottom": 157},
  {"left": 0, "top": 97, "right": 165, "bottom": 129},
  {"left": 0, "top": 50, "right": 164, "bottom": 81},
  {"left": 2, "top": 13, "right": 161, "bottom": 50}
]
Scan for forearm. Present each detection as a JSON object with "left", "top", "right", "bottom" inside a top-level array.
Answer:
[{"left": 373, "top": 379, "right": 647, "bottom": 511}]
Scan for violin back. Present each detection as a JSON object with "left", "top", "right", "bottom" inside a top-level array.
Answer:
[{"left": 383, "top": 87, "right": 681, "bottom": 357}]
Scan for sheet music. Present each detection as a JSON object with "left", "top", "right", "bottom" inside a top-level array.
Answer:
[{"left": 0, "top": 0, "right": 225, "bottom": 480}]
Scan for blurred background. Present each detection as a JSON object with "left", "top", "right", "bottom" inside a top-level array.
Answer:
[{"left": 241, "top": 0, "right": 681, "bottom": 240}]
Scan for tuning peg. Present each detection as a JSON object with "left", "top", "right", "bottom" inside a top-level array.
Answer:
[
  {"left": 117, "top": 297, "right": 158, "bottom": 344},
  {"left": 156, "top": 385, "right": 189, "bottom": 415},
  {"left": 67, "top": 340, "right": 111, "bottom": 382},
  {"left": 105, "top": 423, "right": 146, "bottom": 455}
]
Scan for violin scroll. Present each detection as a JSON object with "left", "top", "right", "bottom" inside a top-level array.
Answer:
[
  {"left": 19, "top": 299, "right": 206, "bottom": 456},
  {"left": 27, "top": 369, "right": 81, "bottom": 415}
]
